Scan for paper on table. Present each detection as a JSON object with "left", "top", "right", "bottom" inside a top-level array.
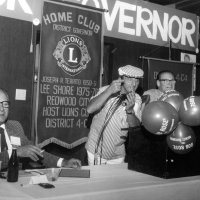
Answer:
[
  {"left": 29, "top": 175, "right": 49, "bottom": 185},
  {"left": 21, "top": 175, "right": 49, "bottom": 187}
]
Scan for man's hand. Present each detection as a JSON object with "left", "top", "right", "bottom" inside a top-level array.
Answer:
[
  {"left": 17, "top": 145, "right": 43, "bottom": 161},
  {"left": 125, "top": 91, "right": 136, "bottom": 112},
  {"left": 87, "top": 79, "right": 124, "bottom": 114},
  {"left": 108, "top": 79, "right": 124, "bottom": 95},
  {"left": 62, "top": 158, "right": 82, "bottom": 169}
]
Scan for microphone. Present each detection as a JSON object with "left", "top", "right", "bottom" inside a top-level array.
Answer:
[{"left": 119, "top": 93, "right": 127, "bottom": 101}]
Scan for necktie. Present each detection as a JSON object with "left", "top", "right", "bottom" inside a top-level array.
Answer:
[{"left": 0, "top": 127, "right": 7, "bottom": 152}]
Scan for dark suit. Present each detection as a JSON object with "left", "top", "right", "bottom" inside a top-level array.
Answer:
[{"left": 0, "top": 120, "right": 60, "bottom": 170}]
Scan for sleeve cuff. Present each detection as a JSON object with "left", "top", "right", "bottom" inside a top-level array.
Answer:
[{"left": 7, "top": 149, "right": 12, "bottom": 158}]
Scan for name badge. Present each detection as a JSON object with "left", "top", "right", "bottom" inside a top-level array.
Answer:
[{"left": 10, "top": 136, "right": 21, "bottom": 146}]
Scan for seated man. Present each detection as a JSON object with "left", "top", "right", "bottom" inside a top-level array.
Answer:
[
  {"left": 85, "top": 65, "right": 144, "bottom": 165},
  {"left": 0, "top": 88, "right": 81, "bottom": 170},
  {"left": 143, "top": 70, "right": 176, "bottom": 103}
]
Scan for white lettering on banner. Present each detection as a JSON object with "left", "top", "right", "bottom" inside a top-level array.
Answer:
[
  {"left": 81, "top": 0, "right": 196, "bottom": 49},
  {"left": 53, "top": 85, "right": 74, "bottom": 95},
  {"left": 43, "top": 12, "right": 101, "bottom": 33},
  {"left": 43, "top": 12, "right": 73, "bottom": 25},
  {"left": 68, "top": 47, "right": 78, "bottom": 63},
  {"left": 73, "top": 27, "right": 93, "bottom": 36},
  {"left": 65, "top": 78, "right": 81, "bottom": 85},
  {"left": 63, "top": 35, "right": 83, "bottom": 47},
  {"left": 61, "top": 107, "right": 79, "bottom": 117},
  {"left": 46, "top": 118, "right": 74, "bottom": 128},
  {"left": 78, "top": 15, "right": 100, "bottom": 33},
  {"left": 0, "top": 0, "right": 197, "bottom": 50},
  {"left": 40, "top": 83, "right": 50, "bottom": 94},
  {"left": 40, "top": 75, "right": 99, "bottom": 129},
  {"left": 39, "top": 76, "right": 98, "bottom": 129},
  {"left": 79, "top": 97, "right": 90, "bottom": 107},
  {"left": 181, "top": 18, "right": 195, "bottom": 46},
  {"left": 0, "top": 0, "right": 32, "bottom": 14},
  {"left": 101, "top": 0, "right": 120, "bottom": 31},
  {"left": 168, "top": 16, "right": 182, "bottom": 43},
  {"left": 136, "top": 6, "right": 153, "bottom": 39},
  {"left": 118, "top": 2, "right": 136, "bottom": 35},
  {"left": 80, "top": 108, "right": 88, "bottom": 117},
  {"left": 152, "top": 11, "right": 168, "bottom": 41},
  {"left": 42, "top": 106, "right": 60, "bottom": 117},
  {"left": 42, "top": 76, "right": 59, "bottom": 83},
  {"left": 53, "top": 24, "right": 71, "bottom": 32},
  {"left": 46, "top": 95, "right": 76, "bottom": 106}
]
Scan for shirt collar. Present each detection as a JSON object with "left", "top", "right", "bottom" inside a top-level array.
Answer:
[{"left": 0, "top": 124, "right": 5, "bottom": 129}]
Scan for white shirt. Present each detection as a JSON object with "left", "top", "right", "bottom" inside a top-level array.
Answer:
[
  {"left": 0, "top": 124, "right": 12, "bottom": 158},
  {"left": 85, "top": 86, "right": 142, "bottom": 160}
]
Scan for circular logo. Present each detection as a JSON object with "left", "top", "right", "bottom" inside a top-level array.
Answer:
[{"left": 53, "top": 35, "right": 91, "bottom": 76}]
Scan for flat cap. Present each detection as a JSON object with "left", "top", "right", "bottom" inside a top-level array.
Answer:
[{"left": 118, "top": 65, "right": 144, "bottom": 78}]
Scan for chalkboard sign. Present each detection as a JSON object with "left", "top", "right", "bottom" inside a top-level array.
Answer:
[{"left": 142, "top": 57, "right": 195, "bottom": 98}]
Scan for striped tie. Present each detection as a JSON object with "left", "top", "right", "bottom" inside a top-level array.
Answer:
[{"left": 0, "top": 127, "right": 7, "bottom": 152}]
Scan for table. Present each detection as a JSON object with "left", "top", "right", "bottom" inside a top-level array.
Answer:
[{"left": 0, "top": 163, "right": 200, "bottom": 200}]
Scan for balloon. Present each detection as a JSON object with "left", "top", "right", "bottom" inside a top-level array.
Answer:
[
  {"left": 166, "top": 123, "right": 196, "bottom": 154},
  {"left": 179, "top": 96, "right": 200, "bottom": 126},
  {"left": 159, "top": 90, "right": 184, "bottom": 111},
  {"left": 142, "top": 101, "right": 179, "bottom": 135}
]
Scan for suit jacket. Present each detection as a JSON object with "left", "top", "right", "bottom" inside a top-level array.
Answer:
[{"left": 0, "top": 120, "right": 60, "bottom": 170}]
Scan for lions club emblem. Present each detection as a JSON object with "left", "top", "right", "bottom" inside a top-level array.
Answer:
[{"left": 53, "top": 35, "right": 91, "bottom": 76}]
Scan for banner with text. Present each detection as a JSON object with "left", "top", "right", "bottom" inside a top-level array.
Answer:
[
  {"left": 64, "top": 0, "right": 199, "bottom": 52},
  {"left": 0, "top": 0, "right": 198, "bottom": 52},
  {"left": 37, "top": 1, "right": 102, "bottom": 148}
]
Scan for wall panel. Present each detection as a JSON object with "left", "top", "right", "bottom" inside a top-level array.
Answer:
[{"left": 0, "top": 16, "right": 34, "bottom": 139}]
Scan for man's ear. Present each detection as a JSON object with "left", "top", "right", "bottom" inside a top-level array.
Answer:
[
  {"left": 119, "top": 76, "right": 124, "bottom": 85},
  {"left": 156, "top": 80, "right": 160, "bottom": 88},
  {"left": 136, "top": 79, "right": 140, "bottom": 87},
  {"left": 118, "top": 76, "right": 123, "bottom": 80}
]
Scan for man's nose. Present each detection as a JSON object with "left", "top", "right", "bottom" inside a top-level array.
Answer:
[
  {"left": 133, "top": 81, "right": 137, "bottom": 86},
  {"left": 0, "top": 103, "right": 4, "bottom": 110}
]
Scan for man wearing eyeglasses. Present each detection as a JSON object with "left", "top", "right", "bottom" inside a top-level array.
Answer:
[
  {"left": 0, "top": 88, "right": 81, "bottom": 170},
  {"left": 143, "top": 70, "right": 176, "bottom": 103}
]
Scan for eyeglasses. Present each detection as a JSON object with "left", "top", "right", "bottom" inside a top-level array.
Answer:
[
  {"left": 0, "top": 101, "right": 10, "bottom": 108},
  {"left": 159, "top": 79, "right": 176, "bottom": 84}
]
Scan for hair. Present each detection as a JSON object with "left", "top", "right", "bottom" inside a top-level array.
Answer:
[
  {"left": 0, "top": 88, "right": 9, "bottom": 100},
  {"left": 156, "top": 70, "right": 175, "bottom": 81}
]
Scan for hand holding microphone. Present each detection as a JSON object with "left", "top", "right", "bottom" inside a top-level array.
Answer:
[
  {"left": 125, "top": 91, "right": 136, "bottom": 113},
  {"left": 108, "top": 78, "right": 124, "bottom": 95}
]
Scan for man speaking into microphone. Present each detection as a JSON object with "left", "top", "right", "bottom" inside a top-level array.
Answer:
[{"left": 85, "top": 65, "right": 144, "bottom": 165}]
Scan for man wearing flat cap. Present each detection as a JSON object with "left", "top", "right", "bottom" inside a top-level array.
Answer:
[{"left": 85, "top": 65, "right": 144, "bottom": 165}]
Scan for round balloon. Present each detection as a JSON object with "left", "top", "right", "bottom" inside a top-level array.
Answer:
[
  {"left": 159, "top": 90, "right": 184, "bottom": 111},
  {"left": 166, "top": 123, "right": 196, "bottom": 154},
  {"left": 179, "top": 96, "right": 200, "bottom": 126},
  {"left": 142, "top": 101, "right": 179, "bottom": 135}
]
